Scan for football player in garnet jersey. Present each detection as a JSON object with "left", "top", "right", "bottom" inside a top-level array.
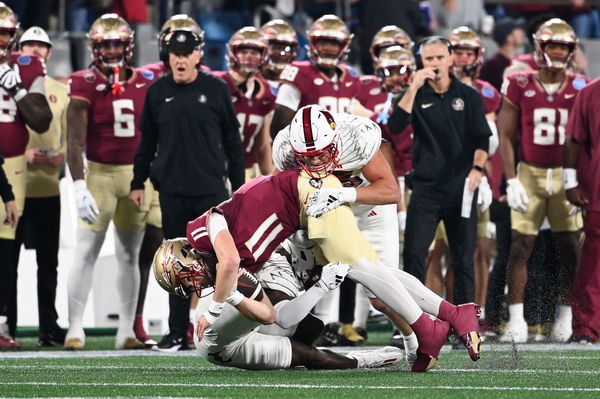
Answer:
[
  {"left": 64, "top": 14, "right": 158, "bottom": 350},
  {"left": 269, "top": 15, "right": 365, "bottom": 138},
  {"left": 260, "top": 19, "right": 298, "bottom": 93},
  {"left": 498, "top": 19, "right": 588, "bottom": 344},
  {"left": 0, "top": 2, "right": 52, "bottom": 350},
  {"left": 213, "top": 27, "right": 275, "bottom": 180},
  {"left": 153, "top": 238, "right": 405, "bottom": 370}
]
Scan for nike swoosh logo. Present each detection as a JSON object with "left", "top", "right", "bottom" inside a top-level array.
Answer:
[
  {"left": 136, "top": 83, "right": 145, "bottom": 88},
  {"left": 15, "top": 170, "right": 24, "bottom": 175},
  {"left": 165, "top": 97, "right": 174, "bottom": 102},
  {"left": 421, "top": 103, "right": 434, "bottom": 109},
  {"left": 345, "top": 82, "right": 353, "bottom": 87},
  {"left": 565, "top": 93, "right": 575, "bottom": 99}
]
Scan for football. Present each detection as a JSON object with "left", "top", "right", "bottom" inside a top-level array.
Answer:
[{"left": 237, "top": 270, "right": 263, "bottom": 301}]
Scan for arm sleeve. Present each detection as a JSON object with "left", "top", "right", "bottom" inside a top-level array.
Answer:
[
  {"left": 220, "top": 87, "right": 245, "bottom": 191},
  {"left": 0, "top": 156, "right": 15, "bottom": 203},
  {"left": 275, "top": 82, "right": 301, "bottom": 111},
  {"left": 131, "top": 86, "right": 159, "bottom": 190},
  {"left": 388, "top": 105, "right": 412, "bottom": 134}
]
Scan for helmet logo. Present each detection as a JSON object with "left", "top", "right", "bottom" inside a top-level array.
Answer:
[{"left": 177, "top": 33, "right": 186, "bottom": 42}]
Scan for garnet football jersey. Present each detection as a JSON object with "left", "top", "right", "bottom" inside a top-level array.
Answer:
[
  {"left": 186, "top": 169, "right": 301, "bottom": 273},
  {"left": 0, "top": 52, "right": 46, "bottom": 157},
  {"left": 355, "top": 75, "right": 388, "bottom": 113},
  {"left": 380, "top": 122, "right": 413, "bottom": 177},
  {"left": 474, "top": 79, "right": 501, "bottom": 115},
  {"left": 278, "top": 61, "right": 360, "bottom": 113},
  {"left": 502, "top": 71, "right": 589, "bottom": 166},
  {"left": 213, "top": 71, "right": 276, "bottom": 168},
  {"left": 68, "top": 67, "right": 158, "bottom": 165}
]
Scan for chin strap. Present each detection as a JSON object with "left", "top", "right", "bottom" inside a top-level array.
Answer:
[{"left": 111, "top": 67, "right": 124, "bottom": 96}]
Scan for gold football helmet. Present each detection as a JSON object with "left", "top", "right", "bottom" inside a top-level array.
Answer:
[
  {"left": 227, "top": 26, "right": 269, "bottom": 74},
  {"left": 376, "top": 45, "right": 416, "bottom": 93},
  {"left": 0, "top": 2, "right": 19, "bottom": 59},
  {"left": 448, "top": 26, "right": 484, "bottom": 76},
  {"left": 88, "top": 13, "right": 134, "bottom": 69},
  {"left": 260, "top": 19, "right": 298, "bottom": 75},
  {"left": 307, "top": 14, "right": 353, "bottom": 68},
  {"left": 533, "top": 18, "right": 577, "bottom": 70},
  {"left": 153, "top": 238, "right": 215, "bottom": 299},
  {"left": 158, "top": 14, "right": 204, "bottom": 61},
  {"left": 370, "top": 25, "right": 413, "bottom": 62}
]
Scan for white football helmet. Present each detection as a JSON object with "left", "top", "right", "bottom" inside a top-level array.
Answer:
[
  {"left": 288, "top": 105, "right": 340, "bottom": 179},
  {"left": 153, "top": 238, "right": 216, "bottom": 299}
]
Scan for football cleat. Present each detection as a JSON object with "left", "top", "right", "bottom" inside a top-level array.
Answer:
[
  {"left": 0, "top": 323, "right": 20, "bottom": 350},
  {"left": 445, "top": 303, "right": 482, "bottom": 361},
  {"left": 411, "top": 319, "right": 451, "bottom": 372},
  {"left": 64, "top": 337, "right": 84, "bottom": 350},
  {"left": 115, "top": 336, "right": 145, "bottom": 350},
  {"left": 551, "top": 317, "right": 573, "bottom": 343},
  {"left": 155, "top": 331, "right": 188, "bottom": 352},
  {"left": 38, "top": 328, "right": 66, "bottom": 347},
  {"left": 568, "top": 335, "right": 593, "bottom": 345},
  {"left": 347, "top": 346, "right": 404, "bottom": 368},
  {"left": 338, "top": 323, "right": 364, "bottom": 344},
  {"left": 499, "top": 318, "right": 528, "bottom": 344}
]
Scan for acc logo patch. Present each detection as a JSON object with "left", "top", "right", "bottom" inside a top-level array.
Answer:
[
  {"left": 96, "top": 84, "right": 106, "bottom": 91},
  {"left": 524, "top": 89, "right": 536, "bottom": 97},
  {"left": 573, "top": 77, "right": 587, "bottom": 91},
  {"left": 452, "top": 98, "right": 464, "bottom": 111},
  {"left": 369, "top": 87, "right": 381, "bottom": 96},
  {"left": 481, "top": 86, "right": 495, "bottom": 98},
  {"left": 17, "top": 55, "right": 31, "bottom": 66},
  {"left": 313, "top": 78, "right": 324, "bottom": 86},
  {"left": 140, "top": 69, "right": 155, "bottom": 81},
  {"left": 516, "top": 74, "right": 529, "bottom": 88},
  {"left": 49, "top": 94, "right": 57, "bottom": 103},
  {"left": 309, "top": 178, "right": 323, "bottom": 189}
]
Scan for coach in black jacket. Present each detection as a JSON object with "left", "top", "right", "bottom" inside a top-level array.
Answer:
[
  {"left": 388, "top": 36, "right": 490, "bottom": 304},
  {"left": 130, "top": 30, "right": 244, "bottom": 351}
]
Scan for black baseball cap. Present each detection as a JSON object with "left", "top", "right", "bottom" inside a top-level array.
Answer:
[
  {"left": 167, "top": 30, "right": 198, "bottom": 55},
  {"left": 493, "top": 17, "right": 524, "bottom": 46}
]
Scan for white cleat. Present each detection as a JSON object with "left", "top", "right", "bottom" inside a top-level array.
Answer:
[
  {"left": 499, "top": 319, "right": 528, "bottom": 344},
  {"left": 64, "top": 328, "right": 86, "bottom": 350},
  {"left": 347, "top": 346, "right": 405, "bottom": 369},
  {"left": 551, "top": 318, "right": 572, "bottom": 343}
]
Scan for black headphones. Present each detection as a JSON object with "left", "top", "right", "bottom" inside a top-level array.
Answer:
[{"left": 413, "top": 36, "right": 453, "bottom": 69}]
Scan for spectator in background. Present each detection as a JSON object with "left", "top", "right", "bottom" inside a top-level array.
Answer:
[
  {"left": 479, "top": 17, "right": 526, "bottom": 92},
  {"left": 14, "top": 27, "right": 68, "bottom": 348},
  {"left": 129, "top": 29, "right": 244, "bottom": 351},
  {"left": 429, "top": 0, "right": 494, "bottom": 38}
]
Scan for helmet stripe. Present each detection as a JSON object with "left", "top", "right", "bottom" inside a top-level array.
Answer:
[{"left": 302, "top": 106, "right": 315, "bottom": 150}]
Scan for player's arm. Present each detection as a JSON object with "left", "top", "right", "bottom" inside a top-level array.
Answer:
[
  {"left": 563, "top": 135, "right": 588, "bottom": 207},
  {"left": 485, "top": 112, "right": 499, "bottom": 156},
  {"left": 233, "top": 288, "right": 276, "bottom": 324},
  {"left": 356, "top": 150, "right": 401, "bottom": 204},
  {"left": 270, "top": 82, "right": 301, "bottom": 139},
  {"left": 66, "top": 98, "right": 90, "bottom": 181},
  {"left": 497, "top": 97, "right": 519, "bottom": 180},
  {"left": 255, "top": 111, "right": 275, "bottom": 175},
  {"left": 17, "top": 92, "right": 52, "bottom": 133},
  {"left": 270, "top": 104, "right": 296, "bottom": 139}
]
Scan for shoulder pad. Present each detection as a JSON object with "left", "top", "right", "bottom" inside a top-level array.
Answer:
[{"left": 336, "top": 114, "right": 382, "bottom": 171}]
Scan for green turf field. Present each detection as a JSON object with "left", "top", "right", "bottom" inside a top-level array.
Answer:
[{"left": 2, "top": 331, "right": 600, "bottom": 398}]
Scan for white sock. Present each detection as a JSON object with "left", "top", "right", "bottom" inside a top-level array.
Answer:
[
  {"left": 387, "top": 267, "right": 443, "bottom": 316},
  {"left": 480, "top": 307, "right": 486, "bottom": 320},
  {"left": 67, "top": 227, "right": 105, "bottom": 335},
  {"left": 508, "top": 303, "right": 525, "bottom": 322},
  {"left": 403, "top": 332, "right": 418, "bottom": 354},
  {"left": 114, "top": 229, "right": 143, "bottom": 337},
  {"left": 556, "top": 306, "right": 572, "bottom": 322},
  {"left": 348, "top": 258, "right": 422, "bottom": 325}
]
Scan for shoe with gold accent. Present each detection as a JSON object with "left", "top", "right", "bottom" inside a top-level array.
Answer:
[
  {"left": 64, "top": 337, "right": 84, "bottom": 350},
  {"left": 338, "top": 323, "right": 365, "bottom": 344},
  {"left": 115, "top": 336, "right": 145, "bottom": 350}
]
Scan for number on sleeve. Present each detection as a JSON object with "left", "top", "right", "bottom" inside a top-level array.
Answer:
[{"left": 112, "top": 99, "right": 135, "bottom": 137}]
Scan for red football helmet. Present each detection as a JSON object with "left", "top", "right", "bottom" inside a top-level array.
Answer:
[
  {"left": 260, "top": 19, "right": 298, "bottom": 76},
  {"left": 307, "top": 15, "right": 353, "bottom": 68},
  {"left": 88, "top": 13, "right": 134, "bottom": 69},
  {"left": 153, "top": 238, "right": 215, "bottom": 299},
  {"left": 0, "top": 2, "right": 19, "bottom": 59},
  {"left": 533, "top": 18, "right": 577, "bottom": 70},
  {"left": 288, "top": 105, "right": 340, "bottom": 179},
  {"left": 227, "top": 26, "right": 269, "bottom": 74}
]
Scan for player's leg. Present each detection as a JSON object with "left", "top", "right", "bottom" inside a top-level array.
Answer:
[
  {"left": 425, "top": 224, "right": 449, "bottom": 297},
  {"left": 474, "top": 208, "right": 492, "bottom": 325}
]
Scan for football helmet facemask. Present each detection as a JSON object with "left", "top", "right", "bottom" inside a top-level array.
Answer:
[
  {"left": 153, "top": 238, "right": 215, "bottom": 299},
  {"left": 158, "top": 14, "right": 204, "bottom": 62},
  {"left": 88, "top": 13, "right": 134, "bottom": 69},
  {"left": 448, "top": 26, "right": 484, "bottom": 77},
  {"left": 260, "top": 19, "right": 298, "bottom": 75},
  {"left": 227, "top": 26, "right": 269, "bottom": 75},
  {"left": 307, "top": 14, "right": 353, "bottom": 68},
  {"left": 369, "top": 25, "right": 413, "bottom": 63},
  {"left": 533, "top": 18, "right": 577, "bottom": 70},
  {"left": 288, "top": 105, "right": 340, "bottom": 179},
  {"left": 376, "top": 45, "right": 416, "bottom": 94},
  {"left": 0, "top": 2, "right": 19, "bottom": 59}
]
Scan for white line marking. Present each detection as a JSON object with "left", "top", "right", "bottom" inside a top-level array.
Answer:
[{"left": 1, "top": 382, "right": 600, "bottom": 392}]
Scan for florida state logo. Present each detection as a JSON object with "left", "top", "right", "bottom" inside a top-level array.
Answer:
[{"left": 309, "top": 178, "right": 323, "bottom": 189}]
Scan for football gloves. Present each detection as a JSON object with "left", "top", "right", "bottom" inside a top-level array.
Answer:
[
  {"left": 477, "top": 177, "right": 492, "bottom": 212},
  {"left": 315, "top": 261, "right": 349, "bottom": 295},
  {"left": 73, "top": 180, "right": 99, "bottom": 224},
  {"left": 506, "top": 177, "right": 529, "bottom": 213},
  {"left": 0, "top": 63, "right": 25, "bottom": 99},
  {"left": 307, "top": 187, "right": 357, "bottom": 218}
]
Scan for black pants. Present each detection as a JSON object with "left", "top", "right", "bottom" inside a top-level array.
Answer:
[
  {"left": 403, "top": 186, "right": 477, "bottom": 304},
  {"left": 159, "top": 191, "right": 229, "bottom": 336},
  {"left": 2, "top": 196, "right": 61, "bottom": 337}
]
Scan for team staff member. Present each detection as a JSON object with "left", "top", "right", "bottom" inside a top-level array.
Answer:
[
  {"left": 12, "top": 27, "right": 68, "bottom": 347},
  {"left": 130, "top": 29, "right": 244, "bottom": 351},
  {"left": 388, "top": 36, "right": 491, "bottom": 305}
]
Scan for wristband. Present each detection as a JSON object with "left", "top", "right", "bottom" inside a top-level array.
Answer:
[
  {"left": 203, "top": 300, "right": 225, "bottom": 324},
  {"left": 226, "top": 289, "right": 245, "bottom": 306},
  {"left": 563, "top": 168, "right": 578, "bottom": 190},
  {"left": 471, "top": 165, "right": 485, "bottom": 174},
  {"left": 73, "top": 179, "right": 87, "bottom": 195},
  {"left": 13, "top": 88, "right": 27, "bottom": 102},
  {"left": 340, "top": 187, "right": 357, "bottom": 203}
]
